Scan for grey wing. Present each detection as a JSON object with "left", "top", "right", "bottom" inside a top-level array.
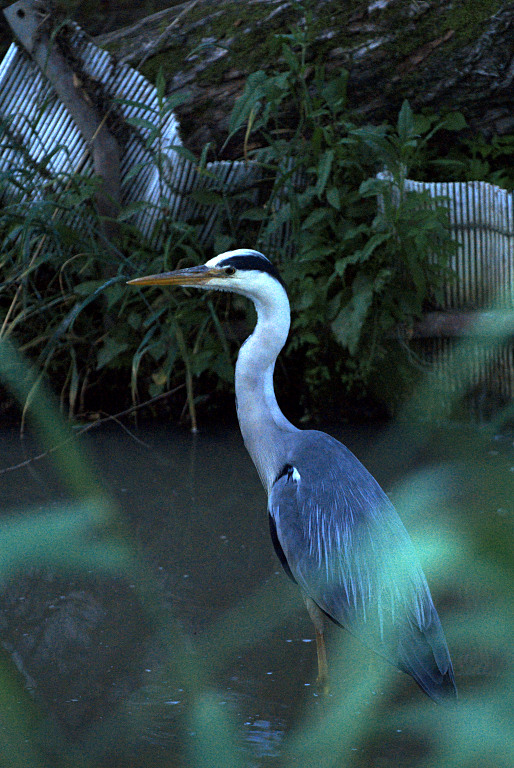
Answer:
[{"left": 268, "top": 431, "right": 456, "bottom": 702}]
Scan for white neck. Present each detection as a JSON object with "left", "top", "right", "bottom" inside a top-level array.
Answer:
[{"left": 234, "top": 278, "right": 299, "bottom": 493}]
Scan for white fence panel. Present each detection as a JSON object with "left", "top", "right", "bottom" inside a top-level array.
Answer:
[{"left": 389, "top": 176, "right": 514, "bottom": 413}]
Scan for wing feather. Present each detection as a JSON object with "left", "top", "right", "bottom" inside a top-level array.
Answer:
[{"left": 268, "top": 430, "right": 456, "bottom": 702}]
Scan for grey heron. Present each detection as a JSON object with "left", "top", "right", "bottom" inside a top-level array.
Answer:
[{"left": 128, "top": 249, "right": 457, "bottom": 703}]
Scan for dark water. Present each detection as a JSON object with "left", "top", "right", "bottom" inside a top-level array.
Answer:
[{"left": 0, "top": 420, "right": 512, "bottom": 767}]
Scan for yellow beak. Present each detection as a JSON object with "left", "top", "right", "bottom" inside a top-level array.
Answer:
[{"left": 127, "top": 265, "right": 225, "bottom": 287}]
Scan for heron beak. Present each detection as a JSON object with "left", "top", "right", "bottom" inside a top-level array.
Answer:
[{"left": 127, "top": 265, "right": 225, "bottom": 287}]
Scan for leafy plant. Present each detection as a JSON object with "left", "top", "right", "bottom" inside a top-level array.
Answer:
[
  {"left": 226, "top": 20, "right": 461, "bottom": 412},
  {"left": 0, "top": 72, "right": 232, "bottom": 423},
  {"left": 2, "top": 11, "right": 507, "bottom": 421},
  {"left": 430, "top": 132, "right": 514, "bottom": 189}
]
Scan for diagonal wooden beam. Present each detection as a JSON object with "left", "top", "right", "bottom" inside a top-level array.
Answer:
[{"left": 4, "top": 0, "right": 121, "bottom": 241}]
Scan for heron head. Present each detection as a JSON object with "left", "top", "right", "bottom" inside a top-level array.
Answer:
[{"left": 127, "top": 249, "right": 286, "bottom": 295}]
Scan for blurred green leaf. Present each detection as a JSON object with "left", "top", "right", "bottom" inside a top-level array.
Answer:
[
  {"left": 96, "top": 336, "right": 129, "bottom": 370},
  {"left": 189, "top": 691, "right": 246, "bottom": 768},
  {"left": 315, "top": 149, "right": 334, "bottom": 198},
  {"left": 326, "top": 186, "right": 341, "bottom": 209},
  {"left": 0, "top": 339, "right": 101, "bottom": 497},
  {"left": 228, "top": 70, "right": 268, "bottom": 136},
  {"left": 331, "top": 276, "right": 374, "bottom": 354},
  {"left": 397, "top": 99, "right": 416, "bottom": 144},
  {"left": 0, "top": 500, "right": 128, "bottom": 582}
]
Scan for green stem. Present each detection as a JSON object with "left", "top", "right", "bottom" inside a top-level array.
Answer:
[{"left": 175, "top": 322, "right": 198, "bottom": 433}]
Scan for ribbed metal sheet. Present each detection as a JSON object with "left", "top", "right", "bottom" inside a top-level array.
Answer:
[
  {"left": 378, "top": 173, "right": 514, "bottom": 412},
  {"left": 401, "top": 178, "right": 514, "bottom": 310},
  {"left": 0, "top": 29, "right": 256, "bottom": 247},
  {"left": 414, "top": 335, "right": 513, "bottom": 418}
]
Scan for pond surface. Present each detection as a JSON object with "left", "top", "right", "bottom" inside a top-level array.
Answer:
[{"left": 0, "top": 419, "right": 512, "bottom": 767}]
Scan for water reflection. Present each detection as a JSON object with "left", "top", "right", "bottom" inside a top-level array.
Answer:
[
  {"left": 0, "top": 420, "right": 512, "bottom": 767},
  {"left": 244, "top": 715, "right": 285, "bottom": 759}
]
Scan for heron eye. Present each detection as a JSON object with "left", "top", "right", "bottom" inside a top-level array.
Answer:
[{"left": 224, "top": 266, "right": 236, "bottom": 276}]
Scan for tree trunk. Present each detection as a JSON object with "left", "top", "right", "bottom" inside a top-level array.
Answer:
[{"left": 95, "top": 0, "right": 514, "bottom": 158}]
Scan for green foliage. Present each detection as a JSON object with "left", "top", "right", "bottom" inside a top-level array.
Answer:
[
  {"left": 430, "top": 132, "right": 514, "bottom": 189},
  {"left": 0, "top": 15, "right": 510, "bottom": 419},
  {"left": 0, "top": 74, "right": 230, "bottom": 420},
  {"left": 225, "top": 22, "right": 461, "bottom": 409}
]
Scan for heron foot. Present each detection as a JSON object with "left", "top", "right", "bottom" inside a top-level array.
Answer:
[{"left": 316, "top": 672, "right": 330, "bottom": 696}]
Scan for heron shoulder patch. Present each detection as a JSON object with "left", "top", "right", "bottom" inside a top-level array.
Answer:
[{"left": 275, "top": 464, "right": 301, "bottom": 484}]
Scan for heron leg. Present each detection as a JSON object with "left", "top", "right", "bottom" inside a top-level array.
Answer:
[
  {"left": 315, "top": 627, "right": 329, "bottom": 693},
  {"left": 303, "top": 594, "right": 330, "bottom": 694}
]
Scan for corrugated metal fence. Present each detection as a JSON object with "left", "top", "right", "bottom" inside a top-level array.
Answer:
[
  {"left": 0, "top": 30, "right": 255, "bottom": 248},
  {"left": 401, "top": 177, "right": 513, "bottom": 415},
  {"left": 402, "top": 178, "right": 513, "bottom": 310}
]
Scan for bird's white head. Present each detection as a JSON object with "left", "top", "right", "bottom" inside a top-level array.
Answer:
[{"left": 127, "top": 249, "right": 287, "bottom": 306}]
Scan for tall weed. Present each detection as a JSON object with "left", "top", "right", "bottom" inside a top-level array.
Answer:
[{"left": 0, "top": 79, "right": 229, "bottom": 421}]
